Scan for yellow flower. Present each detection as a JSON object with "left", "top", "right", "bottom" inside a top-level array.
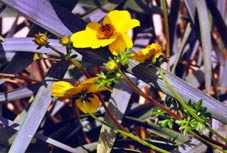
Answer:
[
  {"left": 70, "top": 10, "right": 140, "bottom": 55},
  {"left": 131, "top": 43, "right": 162, "bottom": 63},
  {"left": 52, "top": 77, "right": 111, "bottom": 113},
  {"left": 33, "top": 33, "right": 48, "bottom": 46}
]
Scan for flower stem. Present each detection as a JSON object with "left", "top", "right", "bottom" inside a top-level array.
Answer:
[
  {"left": 119, "top": 68, "right": 180, "bottom": 120},
  {"left": 67, "top": 58, "right": 90, "bottom": 78},
  {"left": 158, "top": 67, "right": 227, "bottom": 144},
  {"left": 83, "top": 102, "right": 170, "bottom": 153},
  {"left": 162, "top": 0, "right": 170, "bottom": 72}
]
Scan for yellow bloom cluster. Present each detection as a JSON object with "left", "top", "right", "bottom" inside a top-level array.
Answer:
[
  {"left": 52, "top": 77, "right": 111, "bottom": 113},
  {"left": 70, "top": 10, "right": 140, "bottom": 56}
]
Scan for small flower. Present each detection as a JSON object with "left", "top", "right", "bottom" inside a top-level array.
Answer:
[
  {"left": 52, "top": 77, "right": 111, "bottom": 113},
  {"left": 131, "top": 43, "right": 164, "bottom": 64},
  {"left": 70, "top": 10, "right": 140, "bottom": 56},
  {"left": 33, "top": 53, "right": 42, "bottom": 61},
  {"left": 60, "top": 36, "right": 71, "bottom": 46},
  {"left": 33, "top": 33, "right": 48, "bottom": 46},
  {"left": 105, "top": 60, "right": 118, "bottom": 71}
]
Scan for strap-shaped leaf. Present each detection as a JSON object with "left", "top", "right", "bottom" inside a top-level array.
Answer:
[
  {"left": 1, "top": 0, "right": 86, "bottom": 36},
  {"left": 8, "top": 61, "right": 69, "bottom": 153},
  {"left": 196, "top": 0, "right": 212, "bottom": 95},
  {"left": 0, "top": 116, "right": 80, "bottom": 152}
]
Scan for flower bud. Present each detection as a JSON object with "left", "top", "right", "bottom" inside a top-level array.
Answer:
[
  {"left": 60, "top": 36, "right": 71, "bottom": 46},
  {"left": 33, "top": 53, "right": 42, "bottom": 61},
  {"left": 115, "top": 72, "right": 121, "bottom": 78},
  {"left": 106, "top": 60, "right": 118, "bottom": 71},
  {"left": 33, "top": 33, "right": 48, "bottom": 46}
]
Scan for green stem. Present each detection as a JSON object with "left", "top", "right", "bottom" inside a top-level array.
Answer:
[
  {"left": 83, "top": 102, "right": 170, "bottom": 153},
  {"left": 161, "top": 0, "right": 170, "bottom": 72},
  {"left": 158, "top": 67, "right": 227, "bottom": 143}
]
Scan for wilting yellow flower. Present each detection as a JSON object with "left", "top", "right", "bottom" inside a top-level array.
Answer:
[
  {"left": 52, "top": 77, "right": 111, "bottom": 113},
  {"left": 33, "top": 33, "right": 48, "bottom": 46},
  {"left": 131, "top": 43, "right": 162, "bottom": 63},
  {"left": 71, "top": 10, "right": 140, "bottom": 55}
]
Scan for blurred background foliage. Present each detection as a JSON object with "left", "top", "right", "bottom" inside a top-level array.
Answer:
[{"left": 0, "top": 0, "right": 227, "bottom": 152}]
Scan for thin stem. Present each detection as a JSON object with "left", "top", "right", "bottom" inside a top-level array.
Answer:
[
  {"left": 97, "top": 93, "right": 127, "bottom": 131},
  {"left": 67, "top": 58, "right": 90, "bottom": 78},
  {"left": 162, "top": 0, "right": 170, "bottom": 72},
  {"left": 83, "top": 102, "right": 170, "bottom": 153},
  {"left": 158, "top": 67, "right": 227, "bottom": 143},
  {"left": 190, "top": 131, "right": 226, "bottom": 152},
  {"left": 47, "top": 45, "right": 65, "bottom": 57},
  {"left": 119, "top": 69, "right": 180, "bottom": 120}
]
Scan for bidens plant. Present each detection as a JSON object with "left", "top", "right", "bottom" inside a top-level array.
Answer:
[{"left": 31, "top": 7, "right": 227, "bottom": 152}]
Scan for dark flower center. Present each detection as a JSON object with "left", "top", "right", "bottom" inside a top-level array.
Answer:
[
  {"left": 97, "top": 24, "right": 115, "bottom": 39},
  {"left": 76, "top": 92, "right": 94, "bottom": 103}
]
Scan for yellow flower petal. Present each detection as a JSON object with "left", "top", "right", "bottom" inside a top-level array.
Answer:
[
  {"left": 70, "top": 22, "right": 98, "bottom": 48},
  {"left": 79, "top": 77, "right": 112, "bottom": 93},
  {"left": 109, "top": 32, "right": 133, "bottom": 55},
  {"left": 103, "top": 10, "right": 140, "bottom": 32},
  {"left": 76, "top": 95, "right": 100, "bottom": 113},
  {"left": 80, "top": 77, "right": 99, "bottom": 84},
  {"left": 87, "top": 83, "right": 112, "bottom": 93},
  {"left": 131, "top": 48, "right": 152, "bottom": 63},
  {"left": 131, "top": 43, "right": 162, "bottom": 63},
  {"left": 52, "top": 81, "right": 80, "bottom": 98},
  {"left": 71, "top": 22, "right": 117, "bottom": 49}
]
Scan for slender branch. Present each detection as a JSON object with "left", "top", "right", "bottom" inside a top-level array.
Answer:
[
  {"left": 119, "top": 68, "right": 180, "bottom": 120},
  {"left": 67, "top": 58, "right": 90, "bottom": 78},
  {"left": 162, "top": 0, "right": 170, "bottom": 72}
]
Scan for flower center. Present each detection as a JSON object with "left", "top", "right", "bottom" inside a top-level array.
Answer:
[
  {"left": 97, "top": 24, "right": 115, "bottom": 39},
  {"left": 78, "top": 92, "right": 94, "bottom": 103}
]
